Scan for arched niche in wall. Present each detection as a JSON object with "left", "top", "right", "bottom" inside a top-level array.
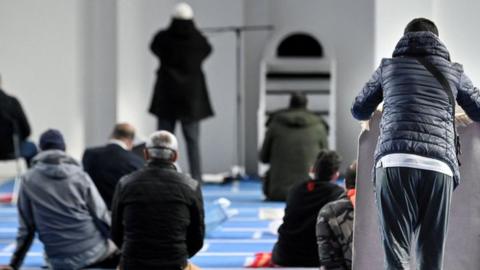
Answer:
[
  {"left": 257, "top": 30, "right": 336, "bottom": 174},
  {"left": 276, "top": 33, "right": 323, "bottom": 58}
]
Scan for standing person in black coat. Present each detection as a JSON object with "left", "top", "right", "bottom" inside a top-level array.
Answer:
[
  {"left": 82, "top": 123, "right": 144, "bottom": 209},
  {"left": 0, "top": 74, "right": 37, "bottom": 165},
  {"left": 149, "top": 2, "right": 213, "bottom": 183},
  {"left": 111, "top": 130, "right": 204, "bottom": 270}
]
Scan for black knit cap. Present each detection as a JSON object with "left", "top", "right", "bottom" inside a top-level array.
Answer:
[
  {"left": 39, "top": 129, "right": 66, "bottom": 151},
  {"left": 404, "top": 18, "right": 439, "bottom": 36}
]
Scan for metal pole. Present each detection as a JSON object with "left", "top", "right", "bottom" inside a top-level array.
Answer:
[
  {"left": 235, "top": 29, "right": 244, "bottom": 169},
  {"left": 202, "top": 25, "right": 274, "bottom": 171}
]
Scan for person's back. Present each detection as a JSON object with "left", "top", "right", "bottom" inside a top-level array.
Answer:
[
  {"left": 0, "top": 88, "right": 31, "bottom": 159},
  {"left": 316, "top": 199, "right": 354, "bottom": 270},
  {"left": 112, "top": 131, "right": 204, "bottom": 270},
  {"left": 148, "top": 3, "right": 213, "bottom": 184},
  {"left": 83, "top": 123, "right": 144, "bottom": 209},
  {"left": 22, "top": 150, "right": 110, "bottom": 256},
  {"left": 260, "top": 94, "right": 328, "bottom": 201},
  {"left": 152, "top": 20, "right": 210, "bottom": 73},
  {"left": 272, "top": 150, "right": 345, "bottom": 267},
  {"left": 316, "top": 161, "right": 357, "bottom": 270},
  {"left": 352, "top": 28, "right": 480, "bottom": 187},
  {"left": 149, "top": 7, "right": 213, "bottom": 122},
  {"left": 351, "top": 18, "right": 480, "bottom": 269},
  {"left": 7, "top": 129, "right": 114, "bottom": 270},
  {"left": 83, "top": 144, "right": 143, "bottom": 208}
]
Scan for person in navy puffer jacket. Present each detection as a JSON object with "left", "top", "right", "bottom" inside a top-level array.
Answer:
[{"left": 352, "top": 18, "right": 480, "bottom": 270}]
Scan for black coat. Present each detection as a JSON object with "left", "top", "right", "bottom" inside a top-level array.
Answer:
[
  {"left": 352, "top": 31, "right": 480, "bottom": 187},
  {"left": 82, "top": 143, "right": 144, "bottom": 209},
  {"left": 149, "top": 19, "right": 214, "bottom": 122},
  {"left": 111, "top": 161, "right": 204, "bottom": 270},
  {"left": 0, "top": 89, "right": 31, "bottom": 159},
  {"left": 272, "top": 180, "right": 345, "bottom": 267}
]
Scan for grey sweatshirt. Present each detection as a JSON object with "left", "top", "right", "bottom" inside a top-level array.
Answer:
[{"left": 10, "top": 150, "right": 111, "bottom": 269}]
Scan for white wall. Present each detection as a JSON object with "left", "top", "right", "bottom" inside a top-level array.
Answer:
[
  {"left": 116, "top": 0, "right": 173, "bottom": 137},
  {"left": 243, "top": 0, "right": 271, "bottom": 173},
  {"left": 375, "top": 0, "right": 434, "bottom": 65},
  {"left": 434, "top": 0, "right": 480, "bottom": 86},
  {"left": 84, "top": 0, "right": 118, "bottom": 147},
  {"left": 0, "top": 0, "right": 88, "bottom": 159}
]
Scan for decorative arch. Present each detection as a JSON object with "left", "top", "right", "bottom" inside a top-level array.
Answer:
[{"left": 277, "top": 33, "right": 323, "bottom": 58}]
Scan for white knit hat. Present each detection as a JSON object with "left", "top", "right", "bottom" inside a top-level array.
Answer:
[{"left": 172, "top": 2, "right": 194, "bottom": 20}]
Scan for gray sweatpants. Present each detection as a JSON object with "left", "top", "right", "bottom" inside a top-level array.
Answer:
[{"left": 375, "top": 167, "right": 453, "bottom": 270}]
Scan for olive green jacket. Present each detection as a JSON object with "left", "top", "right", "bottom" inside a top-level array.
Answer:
[{"left": 260, "top": 109, "right": 328, "bottom": 201}]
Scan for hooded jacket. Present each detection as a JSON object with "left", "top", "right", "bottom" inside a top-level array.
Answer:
[
  {"left": 10, "top": 150, "right": 111, "bottom": 270},
  {"left": 149, "top": 18, "right": 214, "bottom": 122},
  {"left": 352, "top": 31, "right": 480, "bottom": 187},
  {"left": 260, "top": 109, "right": 328, "bottom": 201}
]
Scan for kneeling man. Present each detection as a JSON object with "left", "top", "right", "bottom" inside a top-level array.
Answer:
[{"left": 112, "top": 130, "right": 205, "bottom": 270}]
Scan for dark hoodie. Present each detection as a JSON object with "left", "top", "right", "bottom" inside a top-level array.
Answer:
[{"left": 260, "top": 109, "right": 328, "bottom": 201}]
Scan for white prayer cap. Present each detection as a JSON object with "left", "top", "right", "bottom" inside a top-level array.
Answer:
[{"left": 172, "top": 2, "right": 194, "bottom": 20}]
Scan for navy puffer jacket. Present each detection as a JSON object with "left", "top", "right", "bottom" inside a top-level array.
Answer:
[{"left": 352, "top": 31, "right": 480, "bottom": 187}]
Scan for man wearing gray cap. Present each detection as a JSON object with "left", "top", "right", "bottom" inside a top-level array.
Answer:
[{"left": 111, "top": 130, "right": 204, "bottom": 270}]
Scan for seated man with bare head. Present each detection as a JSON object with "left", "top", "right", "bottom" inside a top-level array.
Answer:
[
  {"left": 82, "top": 123, "right": 144, "bottom": 209},
  {"left": 111, "top": 130, "right": 204, "bottom": 270}
]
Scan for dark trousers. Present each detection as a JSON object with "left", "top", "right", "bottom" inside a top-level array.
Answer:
[
  {"left": 158, "top": 118, "right": 202, "bottom": 182},
  {"left": 375, "top": 167, "right": 453, "bottom": 270}
]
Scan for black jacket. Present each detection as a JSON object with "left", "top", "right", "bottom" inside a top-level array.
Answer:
[
  {"left": 82, "top": 143, "right": 144, "bottom": 209},
  {"left": 352, "top": 31, "right": 480, "bottom": 187},
  {"left": 0, "top": 89, "right": 31, "bottom": 159},
  {"left": 149, "top": 19, "right": 214, "bottom": 122},
  {"left": 111, "top": 160, "right": 205, "bottom": 270},
  {"left": 272, "top": 180, "right": 345, "bottom": 267}
]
